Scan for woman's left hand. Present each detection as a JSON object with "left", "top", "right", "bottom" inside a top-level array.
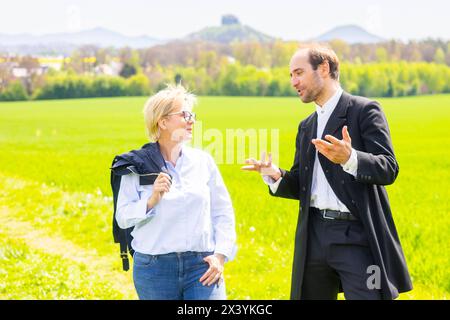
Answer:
[{"left": 199, "top": 253, "right": 225, "bottom": 286}]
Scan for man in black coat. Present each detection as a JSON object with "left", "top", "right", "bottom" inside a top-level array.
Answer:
[{"left": 242, "top": 45, "right": 412, "bottom": 299}]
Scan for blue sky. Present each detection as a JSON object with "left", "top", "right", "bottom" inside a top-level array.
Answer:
[{"left": 1, "top": 0, "right": 448, "bottom": 41}]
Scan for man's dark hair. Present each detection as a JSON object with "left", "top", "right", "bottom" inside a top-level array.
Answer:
[{"left": 303, "top": 45, "right": 340, "bottom": 80}]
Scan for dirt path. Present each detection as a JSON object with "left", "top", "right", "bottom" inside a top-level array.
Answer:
[{"left": 0, "top": 175, "right": 136, "bottom": 299}]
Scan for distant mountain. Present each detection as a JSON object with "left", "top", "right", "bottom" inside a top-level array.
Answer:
[
  {"left": 313, "top": 25, "right": 385, "bottom": 44},
  {"left": 0, "top": 22, "right": 386, "bottom": 56},
  {"left": 184, "top": 15, "right": 275, "bottom": 44},
  {"left": 0, "top": 27, "right": 165, "bottom": 54}
]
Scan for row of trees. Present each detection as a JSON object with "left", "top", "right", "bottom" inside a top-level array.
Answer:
[
  {"left": 139, "top": 39, "right": 450, "bottom": 68},
  {"left": 2, "top": 39, "right": 450, "bottom": 101},
  {"left": 60, "top": 39, "right": 450, "bottom": 73},
  {"left": 2, "top": 61, "right": 449, "bottom": 101},
  {"left": 0, "top": 73, "right": 150, "bottom": 101}
]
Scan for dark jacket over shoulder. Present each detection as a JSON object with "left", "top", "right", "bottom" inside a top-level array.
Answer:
[{"left": 110, "top": 142, "right": 168, "bottom": 271}]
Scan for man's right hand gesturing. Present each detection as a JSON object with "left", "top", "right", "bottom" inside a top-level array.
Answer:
[{"left": 241, "top": 152, "right": 282, "bottom": 181}]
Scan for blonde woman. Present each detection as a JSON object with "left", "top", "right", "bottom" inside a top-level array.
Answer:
[{"left": 114, "top": 84, "right": 236, "bottom": 300}]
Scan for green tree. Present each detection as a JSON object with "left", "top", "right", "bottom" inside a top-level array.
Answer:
[
  {"left": 329, "top": 40, "right": 351, "bottom": 62},
  {"left": 375, "top": 47, "right": 388, "bottom": 62},
  {"left": 434, "top": 48, "right": 446, "bottom": 64},
  {"left": 120, "top": 63, "right": 138, "bottom": 78},
  {"left": 126, "top": 74, "right": 150, "bottom": 96},
  {"left": 0, "top": 80, "right": 29, "bottom": 101}
]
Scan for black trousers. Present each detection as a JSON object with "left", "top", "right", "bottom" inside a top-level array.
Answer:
[{"left": 301, "top": 211, "right": 381, "bottom": 300}]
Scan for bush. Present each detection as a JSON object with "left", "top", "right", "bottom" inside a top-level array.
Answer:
[
  {"left": 91, "top": 76, "right": 126, "bottom": 97},
  {"left": 0, "top": 81, "right": 29, "bottom": 101},
  {"left": 126, "top": 74, "right": 150, "bottom": 96},
  {"left": 11, "top": 62, "right": 450, "bottom": 100},
  {"left": 34, "top": 75, "right": 92, "bottom": 100},
  {"left": 34, "top": 75, "right": 130, "bottom": 99}
]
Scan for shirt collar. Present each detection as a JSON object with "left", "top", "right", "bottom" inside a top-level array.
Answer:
[
  {"left": 315, "top": 87, "right": 343, "bottom": 116},
  {"left": 163, "top": 143, "right": 185, "bottom": 170}
]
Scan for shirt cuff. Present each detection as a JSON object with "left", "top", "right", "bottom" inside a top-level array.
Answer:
[
  {"left": 145, "top": 206, "right": 157, "bottom": 218},
  {"left": 341, "top": 148, "right": 358, "bottom": 177},
  {"left": 214, "top": 244, "right": 238, "bottom": 262},
  {"left": 262, "top": 175, "right": 283, "bottom": 194}
]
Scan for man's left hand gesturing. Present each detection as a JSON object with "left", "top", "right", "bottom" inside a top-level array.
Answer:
[{"left": 312, "top": 125, "right": 352, "bottom": 164}]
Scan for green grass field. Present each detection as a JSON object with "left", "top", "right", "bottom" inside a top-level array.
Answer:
[{"left": 1, "top": 94, "right": 449, "bottom": 299}]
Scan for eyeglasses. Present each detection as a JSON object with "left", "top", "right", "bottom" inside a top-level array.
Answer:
[{"left": 166, "top": 110, "right": 196, "bottom": 122}]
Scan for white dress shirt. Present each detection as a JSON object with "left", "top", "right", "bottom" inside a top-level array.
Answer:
[
  {"left": 116, "top": 145, "right": 237, "bottom": 260},
  {"left": 264, "top": 87, "right": 358, "bottom": 212}
]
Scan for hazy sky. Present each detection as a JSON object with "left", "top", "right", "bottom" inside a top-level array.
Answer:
[{"left": 1, "top": 0, "right": 448, "bottom": 41}]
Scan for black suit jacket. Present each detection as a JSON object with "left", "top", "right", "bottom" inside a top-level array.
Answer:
[{"left": 271, "top": 91, "right": 412, "bottom": 299}]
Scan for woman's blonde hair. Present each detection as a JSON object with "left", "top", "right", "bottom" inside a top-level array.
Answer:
[{"left": 143, "top": 84, "right": 197, "bottom": 141}]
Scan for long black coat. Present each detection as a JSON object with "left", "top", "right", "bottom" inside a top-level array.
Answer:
[{"left": 271, "top": 92, "right": 413, "bottom": 299}]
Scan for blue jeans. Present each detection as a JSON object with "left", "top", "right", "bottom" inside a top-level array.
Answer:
[{"left": 133, "top": 251, "right": 227, "bottom": 300}]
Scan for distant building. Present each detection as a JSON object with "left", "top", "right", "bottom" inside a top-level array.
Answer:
[
  {"left": 12, "top": 67, "right": 28, "bottom": 78},
  {"left": 222, "top": 14, "right": 240, "bottom": 26},
  {"left": 94, "top": 61, "right": 122, "bottom": 76},
  {"left": 226, "top": 55, "right": 236, "bottom": 64},
  {"left": 38, "top": 56, "right": 65, "bottom": 71},
  {"left": 0, "top": 57, "right": 49, "bottom": 81},
  {"left": 11, "top": 65, "right": 48, "bottom": 78}
]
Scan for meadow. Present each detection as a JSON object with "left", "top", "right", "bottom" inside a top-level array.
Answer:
[{"left": 0, "top": 94, "right": 449, "bottom": 299}]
